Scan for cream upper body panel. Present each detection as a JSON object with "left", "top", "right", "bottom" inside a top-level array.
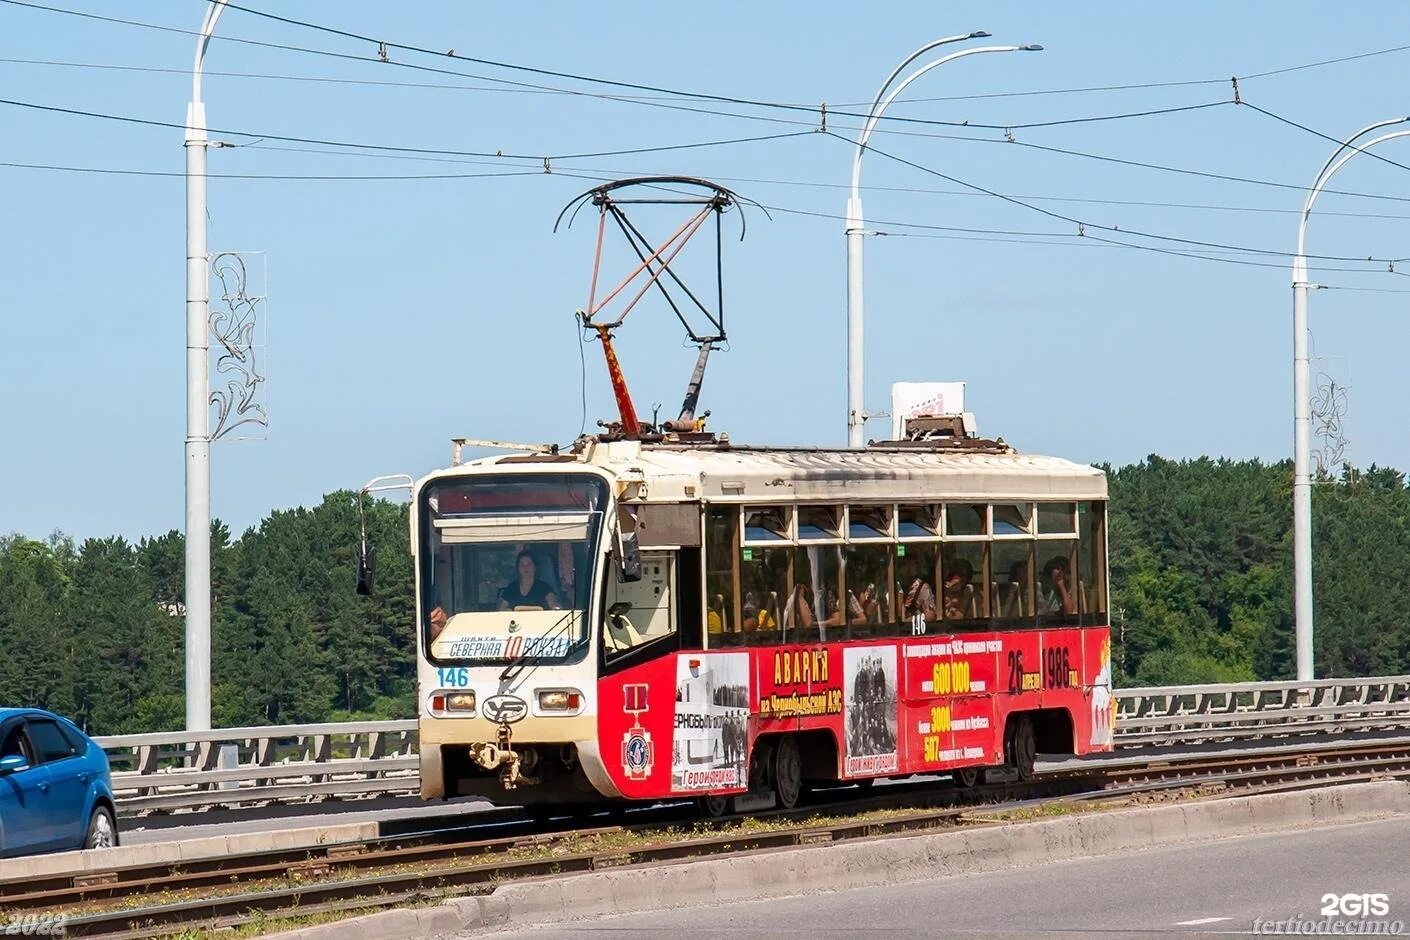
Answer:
[{"left": 414, "top": 440, "right": 1106, "bottom": 510}]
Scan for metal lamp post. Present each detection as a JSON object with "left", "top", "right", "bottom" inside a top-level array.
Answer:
[
  {"left": 1291, "top": 116, "right": 1410, "bottom": 681},
  {"left": 845, "top": 34, "right": 1042, "bottom": 446},
  {"left": 185, "top": 0, "right": 230, "bottom": 732}
]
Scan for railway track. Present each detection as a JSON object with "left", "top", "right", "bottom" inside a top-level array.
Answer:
[{"left": 9, "top": 737, "right": 1410, "bottom": 939}]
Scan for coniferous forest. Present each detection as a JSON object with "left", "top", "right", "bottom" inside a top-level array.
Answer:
[{"left": 0, "top": 457, "right": 1401, "bottom": 735}]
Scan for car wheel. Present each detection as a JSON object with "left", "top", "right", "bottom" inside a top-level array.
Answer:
[{"left": 84, "top": 806, "right": 118, "bottom": 850}]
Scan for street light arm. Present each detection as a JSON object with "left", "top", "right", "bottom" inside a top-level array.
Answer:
[
  {"left": 1297, "top": 117, "right": 1410, "bottom": 260},
  {"left": 865, "top": 32, "right": 988, "bottom": 117},
  {"left": 190, "top": 0, "right": 229, "bottom": 115},
  {"left": 850, "top": 44, "right": 1037, "bottom": 198}
]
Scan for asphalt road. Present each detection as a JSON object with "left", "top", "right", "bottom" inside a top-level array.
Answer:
[{"left": 480, "top": 815, "right": 1410, "bottom": 938}]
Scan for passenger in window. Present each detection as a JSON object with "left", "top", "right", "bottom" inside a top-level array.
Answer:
[
  {"left": 760, "top": 593, "right": 779, "bottom": 630},
  {"left": 853, "top": 584, "right": 880, "bottom": 624},
  {"left": 819, "top": 588, "right": 848, "bottom": 629},
  {"left": 942, "top": 558, "right": 974, "bottom": 620},
  {"left": 499, "top": 550, "right": 562, "bottom": 611},
  {"left": 428, "top": 605, "right": 449, "bottom": 642},
  {"left": 783, "top": 582, "right": 817, "bottom": 633},
  {"left": 899, "top": 564, "right": 936, "bottom": 623},
  {"left": 708, "top": 594, "right": 726, "bottom": 634},
  {"left": 1040, "top": 556, "right": 1077, "bottom": 615}
]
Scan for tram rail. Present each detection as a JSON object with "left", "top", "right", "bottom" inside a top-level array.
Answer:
[{"left": 93, "top": 674, "right": 1410, "bottom": 816}]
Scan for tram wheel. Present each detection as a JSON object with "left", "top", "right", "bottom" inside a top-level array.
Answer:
[
  {"left": 699, "top": 794, "right": 731, "bottom": 818},
  {"left": 773, "top": 736, "right": 803, "bottom": 810},
  {"left": 1006, "top": 715, "right": 1037, "bottom": 781},
  {"left": 954, "top": 767, "right": 982, "bottom": 788}
]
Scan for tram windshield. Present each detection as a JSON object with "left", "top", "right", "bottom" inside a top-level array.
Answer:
[{"left": 419, "top": 474, "right": 607, "bottom": 664}]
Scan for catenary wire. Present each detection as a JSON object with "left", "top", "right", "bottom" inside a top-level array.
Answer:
[
  {"left": 1241, "top": 102, "right": 1410, "bottom": 175},
  {"left": 0, "top": 0, "right": 1370, "bottom": 134},
  {"left": 825, "top": 131, "right": 1410, "bottom": 264},
  {"left": 0, "top": 95, "right": 817, "bottom": 162},
  {"left": 231, "top": 141, "right": 1410, "bottom": 222}
]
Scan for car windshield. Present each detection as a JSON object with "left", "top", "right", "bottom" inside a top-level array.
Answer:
[{"left": 420, "top": 474, "right": 606, "bottom": 664}]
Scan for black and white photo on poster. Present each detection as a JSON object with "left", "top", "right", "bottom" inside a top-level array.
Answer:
[
  {"left": 672, "top": 652, "right": 750, "bottom": 791},
  {"left": 843, "top": 645, "right": 898, "bottom": 776}
]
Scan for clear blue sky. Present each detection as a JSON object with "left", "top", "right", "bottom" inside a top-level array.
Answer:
[{"left": 5, "top": 1, "right": 1410, "bottom": 541}]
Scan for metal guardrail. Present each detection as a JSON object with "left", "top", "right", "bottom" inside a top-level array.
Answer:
[
  {"left": 97, "top": 720, "right": 418, "bottom": 813},
  {"left": 1114, "top": 675, "right": 1410, "bottom": 746},
  {"left": 96, "top": 676, "right": 1410, "bottom": 814}
]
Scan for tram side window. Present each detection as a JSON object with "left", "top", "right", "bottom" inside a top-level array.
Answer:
[
  {"left": 946, "top": 503, "right": 987, "bottom": 536},
  {"left": 1078, "top": 502, "right": 1109, "bottom": 621},
  {"left": 895, "top": 542, "right": 938, "bottom": 628},
  {"left": 844, "top": 544, "right": 892, "bottom": 636},
  {"left": 740, "top": 545, "right": 789, "bottom": 646},
  {"left": 941, "top": 543, "right": 987, "bottom": 622},
  {"left": 1037, "top": 541, "right": 1080, "bottom": 625},
  {"left": 790, "top": 545, "right": 843, "bottom": 642},
  {"left": 705, "top": 507, "right": 738, "bottom": 641},
  {"left": 991, "top": 540, "right": 1034, "bottom": 624}
]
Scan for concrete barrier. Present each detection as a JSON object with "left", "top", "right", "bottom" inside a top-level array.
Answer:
[
  {"left": 269, "top": 781, "right": 1410, "bottom": 940},
  {"left": 0, "top": 820, "right": 380, "bottom": 883}
]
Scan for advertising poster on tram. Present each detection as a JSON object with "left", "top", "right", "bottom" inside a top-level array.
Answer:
[
  {"left": 672, "top": 652, "right": 750, "bottom": 792},
  {"left": 843, "top": 645, "right": 899, "bottom": 776}
]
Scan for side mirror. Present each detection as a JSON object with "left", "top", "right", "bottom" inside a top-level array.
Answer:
[
  {"left": 356, "top": 542, "right": 377, "bottom": 596},
  {"left": 616, "top": 507, "right": 642, "bottom": 583},
  {"left": 0, "top": 754, "right": 29, "bottom": 776}
]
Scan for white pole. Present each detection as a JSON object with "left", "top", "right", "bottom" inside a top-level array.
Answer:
[
  {"left": 1291, "top": 117, "right": 1410, "bottom": 681},
  {"left": 1291, "top": 265, "right": 1313, "bottom": 681},
  {"left": 845, "top": 38, "right": 1041, "bottom": 446},
  {"left": 185, "top": 0, "right": 228, "bottom": 732}
]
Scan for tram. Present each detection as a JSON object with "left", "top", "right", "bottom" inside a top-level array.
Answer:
[
  {"left": 356, "top": 178, "right": 1114, "bottom": 813},
  {"left": 380, "top": 421, "right": 1112, "bottom": 811}
]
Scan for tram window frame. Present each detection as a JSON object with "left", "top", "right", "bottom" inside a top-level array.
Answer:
[
  {"left": 846, "top": 505, "right": 893, "bottom": 542},
  {"left": 1036, "top": 502, "right": 1078, "bottom": 536},
  {"left": 944, "top": 503, "right": 988, "bottom": 537},
  {"left": 1035, "top": 539, "right": 1081, "bottom": 627},
  {"left": 1077, "top": 501, "right": 1109, "bottom": 624},
  {"left": 796, "top": 505, "right": 843, "bottom": 543},
  {"left": 738, "top": 544, "right": 791, "bottom": 647},
  {"left": 843, "top": 542, "right": 892, "bottom": 638},
  {"left": 992, "top": 502, "right": 1033, "bottom": 537},
  {"left": 741, "top": 505, "right": 793, "bottom": 545},
  {"left": 897, "top": 504, "right": 942, "bottom": 541},
  {"left": 704, "top": 506, "right": 740, "bottom": 644}
]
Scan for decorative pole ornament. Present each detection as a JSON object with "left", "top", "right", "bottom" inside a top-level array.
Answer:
[{"left": 209, "top": 252, "right": 269, "bottom": 441}]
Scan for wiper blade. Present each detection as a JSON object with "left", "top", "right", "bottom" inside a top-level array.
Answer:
[{"left": 499, "top": 608, "right": 580, "bottom": 682}]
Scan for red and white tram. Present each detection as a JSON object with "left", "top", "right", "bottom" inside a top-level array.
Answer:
[{"left": 402, "top": 427, "right": 1113, "bottom": 812}]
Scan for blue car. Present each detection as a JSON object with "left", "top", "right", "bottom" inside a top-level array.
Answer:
[{"left": 0, "top": 708, "right": 118, "bottom": 857}]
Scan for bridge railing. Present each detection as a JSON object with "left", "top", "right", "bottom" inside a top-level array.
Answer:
[
  {"left": 96, "top": 675, "right": 1410, "bottom": 813},
  {"left": 96, "top": 720, "right": 418, "bottom": 813},
  {"left": 1113, "top": 674, "right": 1410, "bottom": 746}
]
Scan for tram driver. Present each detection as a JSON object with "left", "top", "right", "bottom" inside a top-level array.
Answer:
[{"left": 499, "top": 549, "right": 562, "bottom": 611}]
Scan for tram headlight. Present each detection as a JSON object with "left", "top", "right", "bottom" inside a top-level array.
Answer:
[
  {"left": 445, "top": 692, "right": 477, "bottom": 712},
  {"left": 537, "top": 689, "right": 583, "bottom": 712}
]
